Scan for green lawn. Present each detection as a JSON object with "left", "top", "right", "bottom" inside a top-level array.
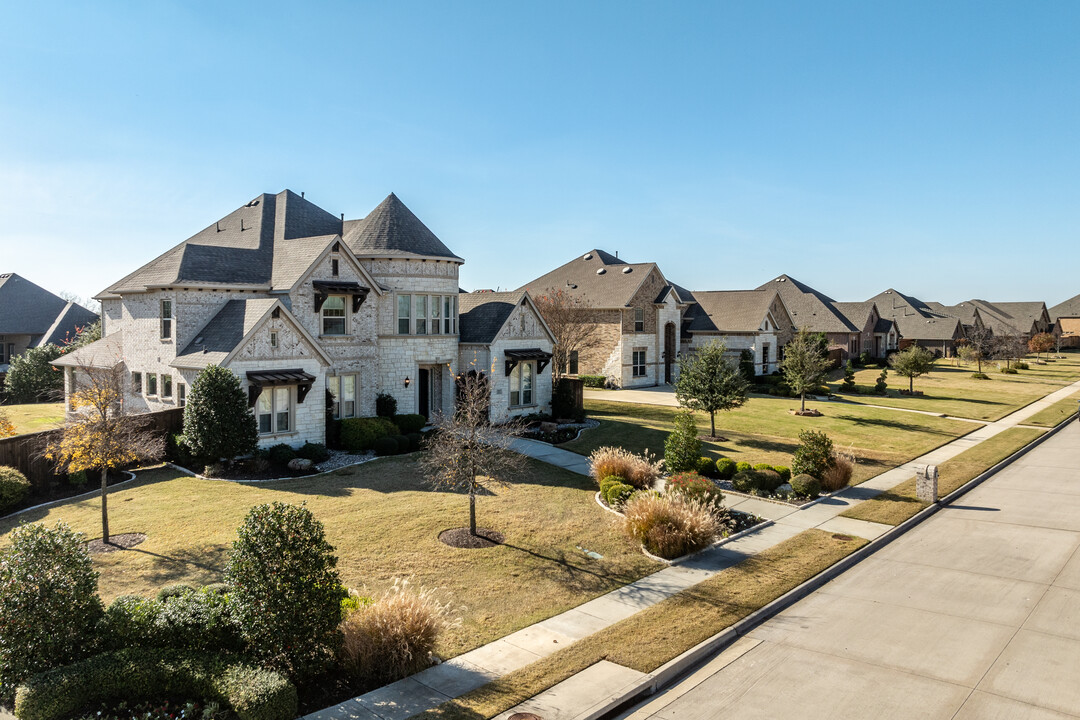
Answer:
[
  {"left": 0, "top": 456, "right": 659, "bottom": 659},
  {"left": 840, "top": 426, "right": 1046, "bottom": 526},
  {"left": 1, "top": 402, "right": 65, "bottom": 434},
  {"left": 833, "top": 352, "right": 1080, "bottom": 421},
  {"left": 416, "top": 529, "right": 866, "bottom": 720},
  {"left": 564, "top": 398, "right": 975, "bottom": 484},
  {"left": 1025, "top": 390, "right": 1080, "bottom": 427}
]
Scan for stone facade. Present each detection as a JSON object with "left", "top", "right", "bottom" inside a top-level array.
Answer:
[{"left": 473, "top": 300, "right": 554, "bottom": 422}]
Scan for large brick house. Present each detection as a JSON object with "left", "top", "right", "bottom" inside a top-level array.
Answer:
[
  {"left": 54, "top": 190, "right": 553, "bottom": 447},
  {"left": 680, "top": 290, "right": 793, "bottom": 374},
  {"left": 933, "top": 300, "right": 1052, "bottom": 341},
  {"left": 755, "top": 275, "right": 873, "bottom": 361},
  {"left": 867, "top": 289, "right": 965, "bottom": 357}
]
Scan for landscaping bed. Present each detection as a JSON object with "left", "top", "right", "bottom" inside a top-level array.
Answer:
[
  {"left": 520, "top": 419, "right": 599, "bottom": 445},
  {"left": 1, "top": 468, "right": 132, "bottom": 519}
]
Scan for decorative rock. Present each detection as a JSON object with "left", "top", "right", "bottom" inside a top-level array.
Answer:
[
  {"left": 778, "top": 483, "right": 793, "bottom": 493},
  {"left": 288, "top": 457, "right": 314, "bottom": 472}
]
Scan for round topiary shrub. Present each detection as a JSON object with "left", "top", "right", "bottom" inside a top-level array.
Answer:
[
  {"left": 373, "top": 437, "right": 399, "bottom": 456},
  {"left": 225, "top": 502, "right": 344, "bottom": 681},
  {"left": 696, "top": 456, "right": 717, "bottom": 477},
  {"left": 0, "top": 522, "right": 104, "bottom": 696},
  {"left": 773, "top": 466, "right": 792, "bottom": 482},
  {"left": 715, "top": 458, "right": 736, "bottom": 479},
  {"left": 731, "top": 470, "right": 761, "bottom": 493},
  {"left": 756, "top": 469, "right": 783, "bottom": 493},
  {"left": 267, "top": 444, "right": 296, "bottom": 467},
  {"left": 376, "top": 392, "right": 398, "bottom": 418},
  {"left": 297, "top": 442, "right": 330, "bottom": 463},
  {"left": 971, "top": 372, "right": 990, "bottom": 380},
  {"left": 752, "top": 463, "right": 774, "bottom": 473},
  {"left": 393, "top": 414, "right": 427, "bottom": 434},
  {"left": 393, "top": 435, "right": 411, "bottom": 453},
  {"left": 406, "top": 433, "right": 424, "bottom": 451},
  {"left": 0, "top": 466, "right": 31, "bottom": 513},
  {"left": 790, "top": 473, "right": 821, "bottom": 498},
  {"left": 735, "top": 461, "right": 753, "bottom": 474},
  {"left": 601, "top": 480, "right": 635, "bottom": 509}
]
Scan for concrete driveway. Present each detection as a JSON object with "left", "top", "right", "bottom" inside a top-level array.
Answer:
[{"left": 621, "top": 420, "right": 1080, "bottom": 720}]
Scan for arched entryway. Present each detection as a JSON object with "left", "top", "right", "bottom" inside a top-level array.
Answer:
[{"left": 664, "top": 322, "right": 676, "bottom": 383}]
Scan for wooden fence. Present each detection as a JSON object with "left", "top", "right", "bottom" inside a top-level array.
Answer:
[{"left": 0, "top": 407, "right": 184, "bottom": 497}]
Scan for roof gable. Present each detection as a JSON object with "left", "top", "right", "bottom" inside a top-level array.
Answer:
[
  {"left": 0, "top": 273, "right": 87, "bottom": 335},
  {"left": 519, "top": 250, "right": 661, "bottom": 309},
  {"left": 754, "top": 275, "right": 855, "bottom": 333},
  {"left": 685, "top": 290, "right": 787, "bottom": 334},
  {"left": 459, "top": 291, "right": 555, "bottom": 346},
  {"left": 342, "top": 193, "right": 462, "bottom": 261}
]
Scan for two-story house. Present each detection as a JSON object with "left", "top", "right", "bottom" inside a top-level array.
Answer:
[{"left": 54, "top": 190, "right": 553, "bottom": 447}]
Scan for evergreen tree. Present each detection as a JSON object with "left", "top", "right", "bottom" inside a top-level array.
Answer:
[
  {"left": 183, "top": 365, "right": 259, "bottom": 465},
  {"left": 664, "top": 409, "right": 702, "bottom": 472},
  {"left": 890, "top": 346, "right": 935, "bottom": 393},
  {"left": 674, "top": 339, "right": 749, "bottom": 437},
  {"left": 781, "top": 330, "right": 830, "bottom": 412}
]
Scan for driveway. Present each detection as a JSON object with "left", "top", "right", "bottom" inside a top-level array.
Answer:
[{"left": 620, "top": 420, "right": 1080, "bottom": 720}]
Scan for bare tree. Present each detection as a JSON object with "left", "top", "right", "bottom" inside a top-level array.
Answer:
[
  {"left": 45, "top": 360, "right": 164, "bottom": 543},
  {"left": 962, "top": 324, "right": 994, "bottom": 373},
  {"left": 420, "top": 371, "right": 525, "bottom": 537},
  {"left": 992, "top": 334, "right": 1027, "bottom": 369},
  {"left": 532, "top": 288, "right": 593, "bottom": 381}
]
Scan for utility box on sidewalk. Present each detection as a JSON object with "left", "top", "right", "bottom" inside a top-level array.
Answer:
[{"left": 916, "top": 465, "right": 939, "bottom": 503}]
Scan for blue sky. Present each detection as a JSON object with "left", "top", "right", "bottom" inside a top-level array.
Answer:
[{"left": 2, "top": 1, "right": 1078, "bottom": 307}]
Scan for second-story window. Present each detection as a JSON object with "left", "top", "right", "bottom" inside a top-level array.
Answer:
[
  {"left": 443, "top": 297, "right": 452, "bottom": 334},
  {"left": 132, "top": 372, "right": 142, "bottom": 394},
  {"left": 415, "top": 295, "right": 428, "bottom": 335},
  {"left": 398, "top": 294, "right": 411, "bottom": 334},
  {"left": 322, "top": 296, "right": 346, "bottom": 335},
  {"left": 160, "top": 299, "right": 173, "bottom": 340},
  {"left": 162, "top": 374, "right": 173, "bottom": 398},
  {"left": 431, "top": 295, "right": 441, "bottom": 334},
  {"left": 634, "top": 306, "right": 644, "bottom": 332}
]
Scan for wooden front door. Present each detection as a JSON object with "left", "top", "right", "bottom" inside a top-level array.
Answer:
[
  {"left": 418, "top": 368, "right": 430, "bottom": 419},
  {"left": 664, "top": 323, "right": 676, "bottom": 383}
]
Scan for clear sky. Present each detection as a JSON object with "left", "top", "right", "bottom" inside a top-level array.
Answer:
[{"left": 2, "top": 1, "right": 1078, "bottom": 308}]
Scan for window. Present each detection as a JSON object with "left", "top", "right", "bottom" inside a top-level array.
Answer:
[
  {"left": 415, "top": 295, "right": 428, "bottom": 335},
  {"left": 331, "top": 258, "right": 339, "bottom": 277},
  {"left": 322, "top": 295, "right": 346, "bottom": 335},
  {"left": 761, "top": 345, "right": 770, "bottom": 372},
  {"left": 160, "top": 300, "right": 173, "bottom": 340},
  {"left": 327, "top": 374, "right": 358, "bottom": 419},
  {"left": 431, "top": 295, "right": 441, "bottom": 334},
  {"left": 132, "top": 372, "right": 142, "bottom": 394},
  {"left": 270, "top": 331, "right": 278, "bottom": 348},
  {"left": 509, "top": 362, "right": 534, "bottom": 407},
  {"left": 162, "top": 374, "right": 173, "bottom": 398},
  {"left": 443, "top": 297, "right": 452, "bottom": 334},
  {"left": 178, "top": 383, "right": 186, "bottom": 407},
  {"left": 147, "top": 373, "right": 158, "bottom": 396},
  {"left": 634, "top": 307, "right": 645, "bottom": 332},
  {"left": 256, "top": 386, "right": 292, "bottom": 435},
  {"left": 567, "top": 350, "right": 579, "bottom": 375},
  {"left": 397, "top": 294, "right": 411, "bottom": 334},
  {"left": 632, "top": 349, "right": 646, "bottom": 378},
  {"left": 327, "top": 376, "right": 340, "bottom": 418}
]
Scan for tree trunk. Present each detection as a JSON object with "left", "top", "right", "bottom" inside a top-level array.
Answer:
[
  {"left": 909, "top": 375, "right": 914, "bottom": 393},
  {"left": 709, "top": 411, "right": 716, "bottom": 437},
  {"left": 469, "top": 491, "right": 477, "bottom": 536},
  {"left": 101, "top": 467, "right": 110, "bottom": 544},
  {"left": 800, "top": 392, "right": 806, "bottom": 412}
]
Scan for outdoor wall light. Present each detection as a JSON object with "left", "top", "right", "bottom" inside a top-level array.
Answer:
[{"left": 404, "top": 376, "right": 411, "bottom": 388}]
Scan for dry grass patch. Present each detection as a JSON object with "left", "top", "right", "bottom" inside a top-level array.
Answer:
[
  {"left": 414, "top": 529, "right": 866, "bottom": 720},
  {"left": 1024, "top": 391, "right": 1080, "bottom": 427},
  {"left": 841, "top": 427, "right": 1046, "bottom": 526}
]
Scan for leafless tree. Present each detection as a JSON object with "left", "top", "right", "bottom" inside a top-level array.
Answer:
[
  {"left": 419, "top": 370, "right": 525, "bottom": 536},
  {"left": 45, "top": 360, "right": 164, "bottom": 543},
  {"left": 991, "top": 334, "right": 1027, "bottom": 369},
  {"left": 532, "top": 288, "right": 593, "bottom": 381},
  {"left": 962, "top": 323, "right": 994, "bottom": 373}
]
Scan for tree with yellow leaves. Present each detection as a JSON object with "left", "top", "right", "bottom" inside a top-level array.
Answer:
[
  {"left": 0, "top": 411, "right": 14, "bottom": 439},
  {"left": 45, "top": 360, "right": 163, "bottom": 544}
]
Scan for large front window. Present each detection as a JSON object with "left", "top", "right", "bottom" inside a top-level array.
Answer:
[
  {"left": 322, "top": 296, "right": 346, "bottom": 335},
  {"left": 257, "top": 386, "right": 292, "bottom": 435},
  {"left": 327, "top": 374, "right": 358, "bottom": 419},
  {"left": 632, "top": 349, "right": 646, "bottom": 378},
  {"left": 510, "top": 362, "right": 534, "bottom": 407}
]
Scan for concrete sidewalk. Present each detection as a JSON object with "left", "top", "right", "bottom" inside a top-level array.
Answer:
[{"left": 619, "top": 420, "right": 1080, "bottom": 720}]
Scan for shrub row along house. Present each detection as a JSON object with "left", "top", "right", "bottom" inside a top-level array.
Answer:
[{"left": 54, "top": 191, "right": 554, "bottom": 447}]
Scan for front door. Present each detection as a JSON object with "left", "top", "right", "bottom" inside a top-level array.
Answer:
[
  {"left": 664, "top": 322, "right": 676, "bottom": 383},
  {"left": 418, "top": 368, "right": 430, "bottom": 419}
]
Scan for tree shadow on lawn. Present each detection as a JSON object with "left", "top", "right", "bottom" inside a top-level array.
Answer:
[
  {"left": 833, "top": 414, "right": 970, "bottom": 437},
  {"left": 128, "top": 543, "right": 230, "bottom": 586},
  {"left": 498, "top": 541, "right": 647, "bottom": 594}
]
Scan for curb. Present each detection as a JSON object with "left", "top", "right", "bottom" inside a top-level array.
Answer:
[{"left": 594, "top": 417, "right": 1073, "bottom": 718}]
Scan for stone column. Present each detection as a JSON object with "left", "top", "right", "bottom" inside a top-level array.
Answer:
[{"left": 916, "top": 464, "right": 939, "bottom": 503}]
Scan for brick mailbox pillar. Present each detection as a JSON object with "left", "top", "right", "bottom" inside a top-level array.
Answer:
[{"left": 916, "top": 464, "right": 939, "bottom": 503}]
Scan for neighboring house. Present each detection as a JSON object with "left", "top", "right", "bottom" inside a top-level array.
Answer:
[
  {"left": 457, "top": 291, "right": 555, "bottom": 422},
  {"left": 831, "top": 302, "right": 900, "bottom": 358},
  {"left": 755, "top": 275, "right": 863, "bottom": 360},
  {"left": 519, "top": 250, "right": 686, "bottom": 387},
  {"left": 0, "top": 273, "right": 98, "bottom": 383},
  {"left": 55, "top": 190, "right": 552, "bottom": 448},
  {"left": 962, "top": 301, "right": 1052, "bottom": 340},
  {"left": 867, "top": 289, "right": 965, "bottom": 357},
  {"left": 1049, "top": 293, "right": 1080, "bottom": 348},
  {"left": 680, "top": 290, "right": 793, "bottom": 374}
]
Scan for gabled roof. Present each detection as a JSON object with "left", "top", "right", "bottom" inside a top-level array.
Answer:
[
  {"left": 458, "top": 290, "right": 554, "bottom": 345},
  {"left": 52, "top": 330, "right": 124, "bottom": 369},
  {"left": 831, "top": 301, "right": 877, "bottom": 330},
  {"left": 866, "top": 288, "right": 963, "bottom": 341},
  {"left": 683, "top": 290, "right": 782, "bottom": 334},
  {"left": 38, "top": 302, "right": 100, "bottom": 347},
  {"left": 0, "top": 273, "right": 96, "bottom": 336},
  {"left": 342, "top": 193, "right": 462, "bottom": 262},
  {"left": 1050, "top": 293, "right": 1080, "bottom": 321},
  {"left": 951, "top": 300, "right": 1048, "bottom": 337},
  {"left": 755, "top": 275, "right": 856, "bottom": 334},
  {"left": 519, "top": 250, "right": 662, "bottom": 309}
]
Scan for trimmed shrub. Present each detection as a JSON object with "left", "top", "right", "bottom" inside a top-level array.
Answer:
[
  {"left": 297, "top": 442, "right": 330, "bottom": 463},
  {"left": 374, "top": 437, "right": 399, "bottom": 456},
  {"left": 393, "top": 414, "right": 427, "bottom": 434},
  {"left": 166, "top": 432, "right": 199, "bottom": 468},
  {"left": 67, "top": 470, "right": 88, "bottom": 488},
  {"left": 791, "top": 430, "right": 835, "bottom": 480},
  {"left": 735, "top": 461, "right": 752, "bottom": 474},
  {"left": 100, "top": 595, "right": 164, "bottom": 650},
  {"left": 696, "top": 456, "right": 717, "bottom": 477},
  {"left": 579, "top": 375, "right": 607, "bottom": 389},
  {"left": 157, "top": 583, "right": 196, "bottom": 601},
  {"left": 183, "top": 365, "right": 259, "bottom": 464},
  {"left": 1015, "top": 361, "right": 1030, "bottom": 370},
  {"left": 666, "top": 472, "right": 724, "bottom": 516},
  {"left": 225, "top": 503, "right": 344, "bottom": 680},
  {"left": 0, "top": 466, "right": 30, "bottom": 513},
  {"left": 874, "top": 369, "right": 888, "bottom": 394},
  {"left": 155, "top": 587, "right": 243, "bottom": 653},
  {"left": 756, "top": 469, "right": 783, "bottom": 493},
  {"left": 601, "top": 480, "right": 635, "bottom": 509},
  {"left": 790, "top": 473, "right": 821, "bottom": 498},
  {"left": 588, "top": 447, "right": 663, "bottom": 489},
  {"left": 406, "top": 432, "right": 424, "bottom": 451},
  {"left": 971, "top": 372, "right": 990, "bottom": 380},
  {"left": 773, "top": 466, "right": 792, "bottom": 482},
  {"left": 392, "top": 435, "right": 410, "bottom": 453},
  {"left": 339, "top": 580, "right": 448, "bottom": 685},
  {"left": 752, "top": 463, "right": 774, "bottom": 473},
  {"left": 266, "top": 444, "right": 296, "bottom": 467},
  {"left": 664, "top": 410, "right": 702, "bottom": 473},
  {"left": 340, "top": 417, "right": 398, "bottom": 453},
  {"left": 375, "top": 392, "right": 398, "bottom": 418},
  {"left": 622, "top": 493, "right": 718, "bottom": 560},
  {"left": 13, "top": 648, "right": 296, "bottom": 720},
  {"left": 0, "top": 522, "right": 103, "bottom": 697},
  {"left": 1000, "top": 366, "right": 1018, "bottom": 375},
  {"left": 714, "top": 457, "right": 737, "bottom": 480},
  {"left": 821, "top": 450, "right": 855, "bottom": 492},
  {"left": 731, "top": 470, "right": 761, "bottom": 493}
]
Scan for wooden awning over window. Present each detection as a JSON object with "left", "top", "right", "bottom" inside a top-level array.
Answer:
[
  {"left": 246, "top": 369, "right": 316, "bottom": 406},
  {"left": 504, "top": 348, "right": 553, "bottom": 376},
  {"left": 313, "top": 280, "right": 370, "bottom": 314}
]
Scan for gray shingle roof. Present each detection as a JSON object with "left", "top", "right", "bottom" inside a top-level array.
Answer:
[
  {"left": 683, "top": 290, "right": 778, "bottom": 333},
  {"left": 831, "top": 301, "right": 876, "bottom": 330},
  {"left": 173, "top": 298, "right": 278, "bottom": 369},
  {"left": 960, "top": 300, "right": 1048, "bottom": 336},
  {"left": 519, "top": 250, "right": 660, "bottom": 309},
  {"left": 866, "top": 289, "right": 964, "bottom": 341},
  {"left": 1050, "top": 293, "right": 1080, "bottom": 320},
  {"left": 343, "top": 193, "right": 462, "bottom": 261},
  {"left": 0, "top": 273, "right": 94, "bottom": 336},
  {"left": 52, "top": 330, "right": 124, "bottom": 369},
  {"left": 755, "top": 275, "right": 856, "bottom": 333},
  {"left": 38, "top": 302, "right": 100, "bottom": 347},
  {"left": 458, "top": 291, "right": 525, "bottom": 344}
]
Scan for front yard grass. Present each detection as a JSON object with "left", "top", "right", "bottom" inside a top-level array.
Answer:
[
  {"left": 564, "top": 398, "right": 975, "bottom": 484},
  {"left": 840, "top": 426, "right": 1046, "bottom": 526},
  {"left": 1024, "top": 390, "right": 1080, "bottom": 427},
  {"left": 834, "top": 353, "right": 1080, "bottom": 421},
  {"left": 1, "top": 402, "right": 65, "bottom": 434},
  {"left": 415, "top": 529, "right": 867, "bottom": 720},
  {"left": 0, "top": 456, "right": 660, "bottom": 659}
]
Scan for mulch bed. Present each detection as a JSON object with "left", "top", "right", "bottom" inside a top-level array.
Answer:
[
  {"left": 790, "top": 408, "right": 824, "bottom": 417},
  {"left": 87, "top": 532, "right": 147, "bottom": 554},
  {"left": 439, "top": 527, "right": 505, "bottom": 548},
  {"left": 4, "top": 469, "right": 132, "bottom": 519}
]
